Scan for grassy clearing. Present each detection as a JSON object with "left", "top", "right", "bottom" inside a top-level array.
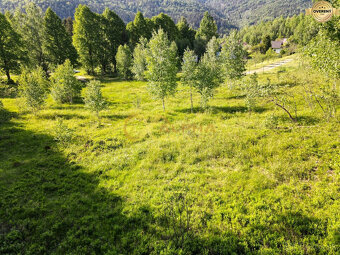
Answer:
[{"left": 0, "top": 60, "right": 339, "bottom": 254}]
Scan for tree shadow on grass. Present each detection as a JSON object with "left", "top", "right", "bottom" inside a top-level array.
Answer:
[
  {"left": 0, "top": 109, "right": 246, "bottom": 254},
  {"left": 176, "top": 105, "right": 266, "bottom": 114},
  {"left": 37, "top": 112, "right": 88, "bottom": 120}
]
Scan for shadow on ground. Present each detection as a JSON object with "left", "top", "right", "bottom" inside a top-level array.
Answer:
[
  {"left": 177, "top": 105, "right": 266, "bottom": 114},
  {"left": 0, "top": 109, "right": 245, "bottom": 254}
]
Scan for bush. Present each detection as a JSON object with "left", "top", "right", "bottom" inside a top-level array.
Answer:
[
  {"left": 18, "top": 67, "right": 49, "bottom": 113},
  {"left": 50, "top": 60, "right": 82, "bottom": 104},
  {"left": 0, "top": 81, "right": 17, "bottom": 98},
  {"left": 54, "top": 118, "right": 74, "bottom": 145}
]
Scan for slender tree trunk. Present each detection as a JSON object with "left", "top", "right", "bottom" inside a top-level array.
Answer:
[
  {"left": 162, "top": 98, "right": 165, "bottom": 111},
  {"left": 5, "top": 69, "right": 11, "bottom": 82}
]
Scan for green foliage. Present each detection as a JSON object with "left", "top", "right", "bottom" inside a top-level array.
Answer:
[
  {"left": 62, "top": 16, "right": 73, "bottom": 36},
  {"left": 243, "top": 73, "right": 260, "bottom": 111},
  {"left": 151, "top": 13, "right": 179, "bottom": 42},
  {"left": 116, "top": 45, "right": 133, "bottom": 80},
  {"left": 145, "top": 29, "right": 178, "bottom": 110},
  {"left": 54, "top": 117, "right": 74, "bottom": 145},
  {"left": 0, "top": 100, "right": 11, "bottom": 122},
  {"left": 50, "top": 60, "right": 81, "bottom": 104},
  {"left": 195, "top": 37, "right": 223, "bottom": 108},
  {"left": 0, "top": 0, "right": 311, "bottom": 31},
  {"left": 11, "top": 3, "right": 47, "bottom": 71},
  {"left": 221, "top": 31, "right": 247, "bottom": 81},
  {"left": 181, "top": 49, "right": 198, "bottom": 112},
  {"left": 0, "top": 12, "right": 25, "bottom": 82},
  {"left": 43, "top": 8, "right": 78, "bottom": 67},
  {"left": 0, "top": 58, "right": 339, "bottom": 254},
  {"left": 196, "top": 12, "right": 218, "bottom": 42},
  {"left": 261, "top": 34, "right": 272, "bottom": 54},
  {"left": 264, "top": 114, "right": 279, "bottom": 129},
  {"left": 176, "top": 17, "right": 196, "bottom": 57},
  {"left": 304, "top": 31, "right": 340, "bottom": 80},
  {"left": 126, "top": 11, "right": 152, "bottom": 47},
  {"left": 84, "top": 80, "right": 106, "bottom": 123},
  {"left": 131, "top": 38, "right": 148, "bottom": 81},
  {"left": 100, "top": 8, "right": 127, "bottom": 73},
  {"left": 18, "top": 67, "right": 49, "bottom": 113},
  {"left": 73, "top": 5, "right": 101, "bottom": 74}
]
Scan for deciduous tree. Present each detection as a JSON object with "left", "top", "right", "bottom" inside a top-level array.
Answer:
[
  {"left": 132, "top": 38, "right": 148, "bottom": 81},
  {"left": 50, "top": 59, "right": 81, "bottom": 104},
  {"left": 145, "top": 29, "right": 178, "bottom": 110},
  {"left": 0, "top": 12, "right": 25, "bottom": 82},
  {"left": 116, "top": 45, "right": 133, "bottom": 80},
  {"left": 43, "top": 8, "right": 78, "bottom": 67}
]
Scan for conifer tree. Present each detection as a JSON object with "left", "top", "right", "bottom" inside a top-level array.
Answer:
[
  {"left": 151, "top": 13, "right": 179, "bottom": 42},
  {"left": 126, "top": 11, "right": 151, "bottom": 47},
  {"left": 100, "top": 8, "right": 127, "bottom": 74},
  {"left": 116, "top": 45, "right": 133, "bottom": 80},
  {"left": 176, "top": 17, "right": 196, "bottom": 57},
  {"left": 0, "top": 12, "right": 25, "bottom": 82},
  {"left": 73, "top": 5, "right": 101, "bottom": 74},
  {"left": 196, "top": 12, "right": 218, "bottom": 42},
  {"left": 145, "top": 29, "right": 178, "bottom": 110},
  {"left": 43, "top": 8, "right": 78, "bottom": 67},
  {"left": 62, "top": 17, "right": 73, "bottom": 36}
]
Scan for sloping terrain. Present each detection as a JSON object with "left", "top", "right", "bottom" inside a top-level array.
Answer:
[{"left": 0, "top": 0, "right": 311, "bottom": 29}]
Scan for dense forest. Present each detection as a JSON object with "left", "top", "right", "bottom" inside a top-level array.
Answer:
[{"left": 0, "top": 0, "right": 312, "bottom": 32}]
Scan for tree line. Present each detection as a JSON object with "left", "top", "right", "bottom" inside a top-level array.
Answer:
[{"left": 0, "top": 3, "right": 221, "bottom": 81}]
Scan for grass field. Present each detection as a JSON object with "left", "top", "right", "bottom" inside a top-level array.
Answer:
[{"left": 0, "top": 59, "right": 339, "bottom": 254}]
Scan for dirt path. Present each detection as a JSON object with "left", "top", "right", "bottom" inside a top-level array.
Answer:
[{"left": 246, "top": 58, "right": 293, "bottom": 75}]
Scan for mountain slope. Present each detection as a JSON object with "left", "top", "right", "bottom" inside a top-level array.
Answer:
[{"left": 0, "top": 0, "right": 312, "bottom": 30}]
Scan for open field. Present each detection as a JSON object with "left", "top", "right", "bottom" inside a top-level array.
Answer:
[{"left": 0, "top": 59, "right": 339, "bottom": 254}]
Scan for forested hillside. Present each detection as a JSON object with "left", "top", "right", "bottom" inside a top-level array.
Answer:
[{"left": 0, "top": 0, "right": 311, "bottom": 30}]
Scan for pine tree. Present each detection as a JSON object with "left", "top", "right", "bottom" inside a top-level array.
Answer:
[
  {"left": 50, "top": 60, "right": 81, "bottom": 104},
  {"left": 221, "top": 31, "right": 247, "bottom": 81},
  {"left": 62, "top": 17, "right": 73, "bottom": 36},
  {"left": 100, "top": 8, "right": 127, "bottom": 74},
  {"left": 73, "top": 5, "right": 101, "bottom": 74},
  {"left": 126, "top": 11, "right": 151, "bottom": 47},
  {"left": 0, "top": 12, "right": 25, "bottom": 82},
  {"left": 176, "top": 17, "right": 196, "bottom": 57},
  {"left": 84, "top": 80, "right": 106, "bottom": 126},
  {"left": 196, "top": 12, "right": 218, "bottom": 42},
  {"left": 145, "top": 29, "right": 178, "bottom": 110},
  {"left": 132, "top": 38, "right": 148, "bottom": 81},
  {"left": 181, "top": 49, "right": 198, "bottom": 112},
  {"left": 151, "top": 13, "right": 179, "bottom": 42},
  {"left": 116, "top": 45, "right": 133, "bottom": 80},
  {"left": 43, "top": 8, "right": 78, "bottom": 67},
  {"left": 18, "top": 67, "right": 49, "bottom": 114}
]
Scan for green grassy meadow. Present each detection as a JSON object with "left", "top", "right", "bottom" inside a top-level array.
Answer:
[{"left": 0, "top": 59, "right": 339, "bottom": 254}]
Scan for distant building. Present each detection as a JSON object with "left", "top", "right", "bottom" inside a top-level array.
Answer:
[{"left": 271, "top": 39, "right": 287, "bottom": 54}]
